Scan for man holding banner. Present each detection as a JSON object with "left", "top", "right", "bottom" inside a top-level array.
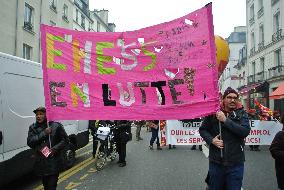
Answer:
[{"left": 199, "top": 87, "right": 250, "bottom": 190}]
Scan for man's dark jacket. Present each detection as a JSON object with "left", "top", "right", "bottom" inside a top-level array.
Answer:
[
  {"left": 27, "top": 121, "right": 68, "bottom": 176},
  {"left": 270, "top": 130, "right": 284, "bottom": 189},
  {"left": 199, "top": 108, "right": 250, "bottom": 165},
  {"left": 115, "top": 120, "right": 132, "bottom": 143}
]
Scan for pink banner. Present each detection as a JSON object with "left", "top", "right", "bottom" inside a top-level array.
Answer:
[{"left": 40, "top": 4, "right": 219, "bottom": 120}]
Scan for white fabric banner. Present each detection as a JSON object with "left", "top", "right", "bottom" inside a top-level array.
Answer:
[
  {"left": 166, "top": 120, "right": 282, "bottom": 145},
  {"left": 166, "top": 120, "right": 204, "bottom": 145},
  {"left": 245, "top": 120, "right": 282, "bottom": 145}
]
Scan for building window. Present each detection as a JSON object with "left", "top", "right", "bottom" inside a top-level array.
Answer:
[
  {"left": 88, "top": 23, "right": 93, "bottom": 31},
  {"left": 259, "top": 25, "right": 264, "bottom": 43},
  {"left": 97, "top": 21, "right": 101, "bottom": 32},
  {"left": 50, "top": 21, "right": 56, "bottom": 26},
  {"left": 63, "top": 4, "right": 68, "bottom": 21},
  {"left": 273, "top": 11, "right": 280, "bottom": 33},
  {"left": 257, "top": 0, "right": 264, "bottom": 18},
  {"left": 23, "top": 44, "right": 32, "bottom": 60},
  {"left": 252, "top": 61, "right": 256, "bottom": 75},
  {"left": 50, "top": 0, "right": 57, "bottom": 11},
  {"left": 258, "top": 0, "right": 263, "bottom": 8},
  {"left": 75, "top": 9, "right": 79, "bottom": 23},
  {"left": 250, "top": 32, "right": 255, "bottom": 55},
  {"left": 260, "top": 57, "right": 265, "bottom": 72},
  {"left": 258, "top": 25, "right": 264, "bottom": 50},
  {"left": 251, "top": 32, "right": 255, "bottom": 47},
  {"left": 275, "top": 49, "right": 282, "bottom": 67},
  {"left": 24, "top": 3, "right": 34, "bottom": 31},
  {"left": 249, "top": 4, "right": 255, "bottom": 25},
  {"left": 81, "top": 14, "right": 85, "bottom": 29}
]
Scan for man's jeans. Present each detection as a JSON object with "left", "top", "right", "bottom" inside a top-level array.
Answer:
[
  {"left": 208, "top": 162, "right": 244, "bottom": 190},
  {"left": 150, "top": 128, "right": 160, "bottom": 146}
]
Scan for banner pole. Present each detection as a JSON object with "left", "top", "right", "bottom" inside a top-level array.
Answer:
[{"left": 218, "top": 121, "right": 223, "bottom": 158}]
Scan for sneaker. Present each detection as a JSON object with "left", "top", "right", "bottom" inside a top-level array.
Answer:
[
  {"left": 117, "top": 160, "right": 123, "bottom": 164},
  {"left": 191, "top": 146, "right": 196, "bottom": 150},
  {"left": 157, "top": 146, "right": 162, "bottom": 150},
  {"left": 199, "top": 146, "right": 203, "bottom": 151},
  {"left": 149, "top": 145, "right": 154, "bottom": 150},
  {"left": 119, "top": 162, "right": 126, "bottom": 167}
]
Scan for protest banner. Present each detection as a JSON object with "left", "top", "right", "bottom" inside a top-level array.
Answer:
[
  {"left": 245, "top": 120, "right": 282, "bottom": 145},
  {"left": 40, "top": 4, "right": 219, "bottom": 120},
  {"left": 166, "top": 119, "right": 204, "bottom": 145},
  {"left": 165, "top": 120, "right": 282, "bottom": 145}
]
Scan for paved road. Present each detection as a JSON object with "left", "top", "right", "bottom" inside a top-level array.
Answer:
[{"left": 4, "top": 127, "right": 279, "bottom": 190}]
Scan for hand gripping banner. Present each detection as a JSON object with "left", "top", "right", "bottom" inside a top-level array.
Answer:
[{"left": 40, "top": 3, "right": 219, "bottom": 120}]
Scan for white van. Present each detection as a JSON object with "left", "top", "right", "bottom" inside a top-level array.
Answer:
[{"left": 0, "top": 52, "right": 90, "bottom": 186}]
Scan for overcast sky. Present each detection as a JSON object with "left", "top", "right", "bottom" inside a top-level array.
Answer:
[{"left": 89, "top": 0, "right": 246, "bottom": 38}]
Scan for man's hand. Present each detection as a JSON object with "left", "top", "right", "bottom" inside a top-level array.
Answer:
[
  {"left": 212, "top": 134, "right": 224, "bottom": 149},
  {"left": 216, "top": 111, "right": 227, "bottom": 122},
  {"left": 44, "top": 127, "right": 52, "bottom": 134}
]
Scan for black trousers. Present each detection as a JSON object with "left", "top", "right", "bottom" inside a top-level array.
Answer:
[
  {"left": 92, "top": 137, "right": 98, "bottom": 155},
  {"left": 42, "top": 173, "right": 59, "bottom": 190},
  {"left": 117, "top": 141, "right": 127, "bottom": 163}
]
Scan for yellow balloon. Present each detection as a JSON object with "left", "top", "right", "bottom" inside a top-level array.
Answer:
[{"left": 215, "top": 35, "right": 230, "bottom": 75}]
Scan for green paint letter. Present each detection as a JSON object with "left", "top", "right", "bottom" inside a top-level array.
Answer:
[
  {"left": 46, "top": 33, "right": 66, "bottom": 71},
  {"left": 96, "top": 42, "right": 116, "bottom": 74}
]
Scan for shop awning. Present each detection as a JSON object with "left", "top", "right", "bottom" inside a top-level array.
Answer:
[
  {"left": 239, "top": 83, "right": 262, "bottom": 95},
  {"left": 270, "top": 82, "right": 284, "bottom": 99}
]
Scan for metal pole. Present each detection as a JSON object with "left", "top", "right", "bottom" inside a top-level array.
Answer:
[
  {"left": 218, "top": 121, "right": 223, "bottom": 158},
  {"left": 47, "top": 121, "right": 52, "bottom": 148}
]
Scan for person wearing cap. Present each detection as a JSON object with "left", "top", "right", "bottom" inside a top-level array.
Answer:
[
  {"left": 270, "top": 114, "right": 284, "bottom": 190},
  {"left": 199, "top": 87, "right": 250, "bottom": 190},
  {"left": 27, "top": 107, "right": 69, "bottom": 190}
]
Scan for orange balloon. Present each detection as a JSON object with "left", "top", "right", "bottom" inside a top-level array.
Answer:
[{"left": 215, "top": 35, "right": 230, "bottom": 76}]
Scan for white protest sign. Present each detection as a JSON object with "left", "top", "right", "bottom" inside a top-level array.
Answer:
[
  {"left": 165, "top": 120, "right": 282, "bottom": 145},
  {"left": 245, "top": 120, "right": 282, "bottom": 145},
  {"left": 166, "top": 120, "right": 204, "bottom": 145}
]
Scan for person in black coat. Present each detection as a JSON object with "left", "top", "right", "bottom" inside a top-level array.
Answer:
[
  {"left": 27, "top": 107, "right": 68, "bottom": 190},
  {"left": 270, "top": 115, "right": 284, "bottom": 190},
  {"left": 115, "top": 120, "right": 132, "bottom": 167},
  {"left": 199, "top": 87, "right": 250, "bottom": 190}
]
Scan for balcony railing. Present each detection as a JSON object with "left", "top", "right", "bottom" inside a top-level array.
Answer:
[
  {"left": 24, "top": 21, "right": 33, "bottom": 31},
  {"left": 272, "top": 29, "right": 282, "bottom": 42},
  {"left": 272, "top": 0, "right": 280, "bottom": 6},
  {"left": 250, "top": 47, "right": 255, "bottom": 56},
  {"left": 258, "top": 41, "right": 264, "bottom": 51},
  {"left": 247, "top": 75, "right": 255, "bottom": 84},
  {"left": 241, "top": 57, "right": 247, "bottom": 66},
  {"left": 50, "top": 3, "right": 57, "bottom": 12},
  {"left": 268, "top": 65, "right": 284, "bottom": 78},
  {"left": 257, "top": 7, "right": 264, "bottom": 18},
  {"left": 81, "top": 22, "right": 85, "bottom": 29},
  {"left": 254, "top": 71, "right": 267, "bottom": 82},
  {"left": 249, "top": 17, "right": 255, "bottom": 26}
]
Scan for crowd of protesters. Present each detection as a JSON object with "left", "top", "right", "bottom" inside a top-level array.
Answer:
[{"left": 28, "top": 86, "right": 284, "bottom": 190}]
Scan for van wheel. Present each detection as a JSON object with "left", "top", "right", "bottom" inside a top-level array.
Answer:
[{"left": 62, "top": 143, "right": 76, "bottom": 169}]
